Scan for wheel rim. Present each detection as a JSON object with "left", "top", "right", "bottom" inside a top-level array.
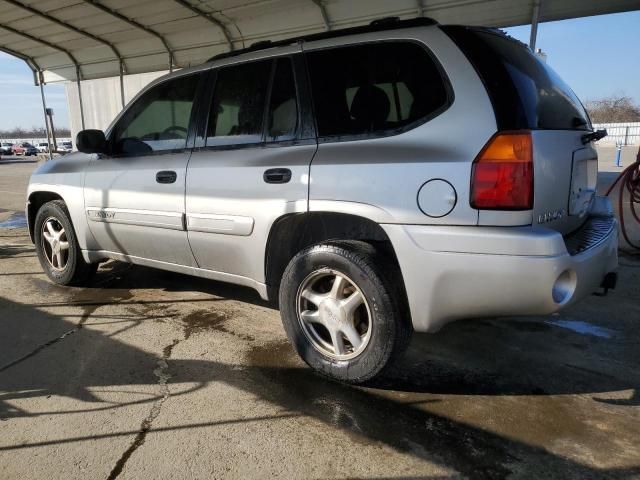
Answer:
[
  {"left": 296, "top": 269, "right": 372, "bottom": 360},
  {"left": 40, "top": 216, "right": 70, "bottom": 271}
]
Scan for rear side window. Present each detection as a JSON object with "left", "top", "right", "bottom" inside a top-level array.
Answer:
[
  {"left": 206, "top": 60, "right": 271, "bottom": 146},
  {"left": 267, "top": 58, "right": 298, "bottom": 142},
  {"left": 306, "top": 42, "right": 450, "bottom": 138},
  {"left": 442, "top": 26, "right": 591, "bottom": 131}
]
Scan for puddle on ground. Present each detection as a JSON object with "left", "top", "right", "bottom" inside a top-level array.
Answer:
[
  {"left": 181, "top": 309, "right": 254, "bottom": 342},
  {"left": 0, "top": 212, "right": 27, "bottom": 229},
  {"left": 545, "top": 319, "right": 616, "bottom": 338},
  {"left": 245, "top": 339, "right": 298, "bottom": 368}
]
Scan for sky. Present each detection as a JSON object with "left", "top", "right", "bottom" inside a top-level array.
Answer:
[
  {"left": 503, "top": 10, "right": 640, "bottom": 104},
  {"left": 0, "top": 10, "right": 639, "bottom": 131},
  {"left": 0, "top": 52, "right": 69, "bottom": 130}
]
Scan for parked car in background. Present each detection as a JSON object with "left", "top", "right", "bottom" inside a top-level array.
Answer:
[
  {"left": 0, "top": 142, "right": 13, "bottom": 154},
  {"left": 26, "top": 18, "right": 618, "bottom": 384},
  {"left": 37, "top": 143, "right": 52, "bottom": 154},
  {"left": 57, "top": 141, "right": 73, "bottom": 154},
  {"left": 12, "top": 142, "right": 38, "bottom": 156}
]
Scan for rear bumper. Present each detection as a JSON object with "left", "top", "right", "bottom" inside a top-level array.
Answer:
[{"left": 383, "top": 213, "right": 618, "bottom": 333}]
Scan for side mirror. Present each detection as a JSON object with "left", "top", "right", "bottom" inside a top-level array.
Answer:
[{"left": 76, "top": 129, "right": 106, "bottom": 154}]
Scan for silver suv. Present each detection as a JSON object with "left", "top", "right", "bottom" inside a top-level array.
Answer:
[{"left": 27, "top": 18, "right": 618, "bottom": 383}]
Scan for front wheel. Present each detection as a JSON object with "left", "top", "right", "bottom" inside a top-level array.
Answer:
[
  {"left": 279, "top": 240, "right": 412, "bottom": 384},
  {"left": 34, "top": 200, "right": 97, "bottom": 286}
]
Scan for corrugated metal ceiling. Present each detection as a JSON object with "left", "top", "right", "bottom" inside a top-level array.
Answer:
[{"left": 1, "top": 0, "right": 639, "bottom": 84}]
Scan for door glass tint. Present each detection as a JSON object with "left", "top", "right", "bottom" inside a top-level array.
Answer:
[
  {"left": 206, "top": 60, "right": 272, "bottom": 146},
  {"left": 267, "top": 58, "right": 298, "bottom": 142},
  {"left": 306, "top": 42, "right": 449, "bottom": 138},
  {"left": 111, "top": 74, "right": 199, "bottom": 155}
]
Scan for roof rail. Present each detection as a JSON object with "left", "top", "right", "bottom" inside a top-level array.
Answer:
[{"left": 207, "top": 16, "right": 438, "bottom": 62}]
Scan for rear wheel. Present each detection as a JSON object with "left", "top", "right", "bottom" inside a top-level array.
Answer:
[
  {"left": 34, "top": 200, "right": 97, "bottom": 286},
  {"left": 279, "top": 240, "right": 411, "bottom": 384}
]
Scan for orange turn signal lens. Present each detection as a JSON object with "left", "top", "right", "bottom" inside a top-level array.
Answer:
[{"left": 470, "top": 131, "right": 534, "bottom": 210}]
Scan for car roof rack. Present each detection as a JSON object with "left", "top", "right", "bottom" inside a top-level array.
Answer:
[{"left": 207, "top": 16, "right": 438, "bottom": 62}]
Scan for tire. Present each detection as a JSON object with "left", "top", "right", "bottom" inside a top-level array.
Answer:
[
  {"left": 34, "top": 200, "right": 97, "bottom": 286},
  {"left": 279, "top": 240, "right": 412, "bottom": 384}
]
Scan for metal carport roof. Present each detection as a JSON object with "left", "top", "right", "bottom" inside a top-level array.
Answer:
[{"left": 1, "top": 0, "right": 640, "bottom": 85}]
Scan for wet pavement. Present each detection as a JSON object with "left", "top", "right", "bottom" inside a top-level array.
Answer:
[{"left": 1, "top": 157, "right": 640, "bottom": 479}]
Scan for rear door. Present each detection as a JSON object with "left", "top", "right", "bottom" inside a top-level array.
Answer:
[
  {"left": 185, "top": 51, "right": 316, "bottom": 283},
  {"left": 443, "top": 26, "right": 596, "bottom": 233},
  {"left": 84, "top": 72, "right": 202, "bottom": 266}
]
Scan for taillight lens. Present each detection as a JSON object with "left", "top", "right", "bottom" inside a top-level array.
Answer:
[{"left": 470, "top": 131, "right": 533, "bottom": 210}]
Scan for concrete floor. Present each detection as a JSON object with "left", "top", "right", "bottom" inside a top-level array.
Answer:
[{"left": 1, "top": 156, "right": 639, "bottom": 479}]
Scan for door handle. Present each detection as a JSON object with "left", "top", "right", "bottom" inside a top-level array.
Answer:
[
  {"left": 263, "top": 168, "right": 292, "bottom": 184},
  {"left": 156, "top": 170, "right": 177, "bottom": 184}
]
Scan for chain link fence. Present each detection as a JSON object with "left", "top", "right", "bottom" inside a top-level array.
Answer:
[{"left": 593, "top": 123, "right": 640, "bottom": 146}]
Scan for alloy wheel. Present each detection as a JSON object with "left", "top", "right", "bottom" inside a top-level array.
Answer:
[
  {"left": 296, "top": 269, "right": 372, "bottom": 360},
  {"left": 40, "top": 216, "right": 70, "bottom": 271}
]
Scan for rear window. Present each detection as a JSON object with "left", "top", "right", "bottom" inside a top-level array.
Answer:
[
  {"left": 442, "top": 26, "right": 591, "bottom": 131},
  {"left": 306, "top": 42, "right": 451, "bottom": 139}
]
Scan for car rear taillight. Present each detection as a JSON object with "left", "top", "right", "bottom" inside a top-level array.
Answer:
[{"left": 470, "top": 131, "right": 533, "bottom": 210}]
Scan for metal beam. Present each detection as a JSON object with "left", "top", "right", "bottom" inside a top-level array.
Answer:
[
  {"left": 529, "top": 0, "right": 541, "bottom": 50},
  {"left": 0, "top": 22, "right": 85, "bottom": 128},
  {"left": 0, "top": 44, "right": 39, "bottom": 85},
  {"left": 82, "top": 0, "right": 176, "bottom": 71},
  {"left": 0, "top": 23, "right": 81, "bottom": 70},
  {"left": 171, "top": 0, "right": 234, "bottom": 51},
  {"left": 311, "top": 0, "right": 331, "bottom": 31},
  {"left": 4, "top": 0, "right": 127, "bottom": 107}
]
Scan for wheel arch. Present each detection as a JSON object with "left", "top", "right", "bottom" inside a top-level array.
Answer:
[
  {"left": 27, "top": 191, "right": 65, "bottom": 243},
  {"left": 264, "top": 211, "right": 410, "bottom": 317}
]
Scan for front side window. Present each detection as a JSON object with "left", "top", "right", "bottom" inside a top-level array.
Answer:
[
  {"left": 306, "top": 42, "right": 450, "bottom": 138},
  {"left": 111, "top": 74, "right": 199, "bottom": 155}
]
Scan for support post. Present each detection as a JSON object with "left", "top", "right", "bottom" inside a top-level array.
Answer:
[
  {"left": 529, "top": 0, "right": 541, "bottom": 51},
  {"left": 119, "top": 60, "right": 126, "bottom": 108},
  {"left": 76, "top": 65, "right": 85, "bottom": 130},
  {"left": 38, "top": 71, "right": 53, "bottom": 161},
  {"left": 624, "top": 126, "right": 629, "bottom": 146},
  {"left": 48, "top": 109, "right": 58, "bottom": 153}
]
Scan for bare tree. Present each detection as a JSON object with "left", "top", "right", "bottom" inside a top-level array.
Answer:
[
  {"left": 585, "top": 95, "right": 640, "bottom": 123},
  {"left": 0, "top": 127, "right": 71, "bottom": 138}
]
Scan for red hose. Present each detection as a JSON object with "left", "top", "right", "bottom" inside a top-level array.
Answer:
[{"left": 605, "top": 154, "right": 640, "bottom": 250}]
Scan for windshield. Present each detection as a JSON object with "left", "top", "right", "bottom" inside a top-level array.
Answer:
[{"left": 442, "top": 26, "right": 591, "bottom": 131}]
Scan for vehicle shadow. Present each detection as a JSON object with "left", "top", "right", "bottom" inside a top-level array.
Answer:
[
  {"left": 88, "top": 260, "right": 274, "bottom": 309},
  {"left": 0, "top": 160, "right": 39, "bottom": 165},
  {"left": 0, "top": 243, "right": 34, "bottom": 259},
  {"left": 374, "top": 317, "right": 640, "bottom": 403}
]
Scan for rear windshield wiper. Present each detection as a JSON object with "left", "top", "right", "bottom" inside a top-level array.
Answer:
[{"left": 581, "top": 129, "right": 607, "bottom": 144}]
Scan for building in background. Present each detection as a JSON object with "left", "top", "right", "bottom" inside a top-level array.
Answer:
[{"left": 65, "top": 70, "right": 167, "bottom": 142}]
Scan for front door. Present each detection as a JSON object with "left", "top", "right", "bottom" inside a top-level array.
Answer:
[
  {"left": 186, "top": 53, "right": 317, "bottom": 284},
  {"left": 84, "top": 72, "right": 202, "bottom": 266}
]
